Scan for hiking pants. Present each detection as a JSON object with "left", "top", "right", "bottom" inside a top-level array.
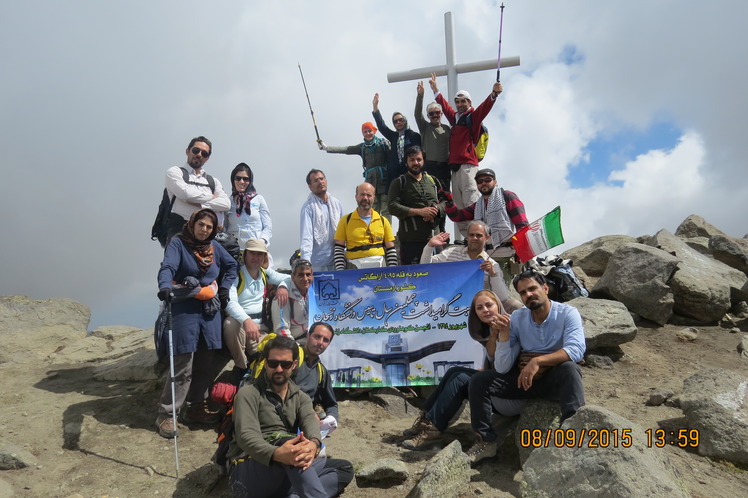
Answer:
[
  {"left": 223, "top": 316, "right": 268, "bottom": 369},
  {"left": 423, "top": 366, "right": 477, "bottom": 432},
  {"left": 229, "top": 456, "right": 351, "bottom": 498},
  {"left": 450, "top": 164, "right": 480, "bottom": 238},
  {"left": 468, "top": 361, "right": 585, "bottom": 441}
]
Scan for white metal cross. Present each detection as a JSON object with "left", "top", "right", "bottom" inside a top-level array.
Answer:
[{"left": 387, "top": 12, "right": 520, "bottom": 101}]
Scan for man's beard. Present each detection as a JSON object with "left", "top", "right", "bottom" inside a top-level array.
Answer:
[
  {"left": 357, "top": 201, "right": 372, "bottom": 210},
  {"left": 270, "top": 372, "right": 289, "bottom": 386},
  {"left": 480, "top": 185, "right": 495, "bottom": 196}
]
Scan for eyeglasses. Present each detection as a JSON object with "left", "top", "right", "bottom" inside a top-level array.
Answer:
[
  {"left": 191, "top": 147, "right": 210, "bottom": 158},
  {"left": 428, "top": 111, "right": 442, "bottom": 117},
  {"left": 476, "top": 177, "right": 494, "bottom": 185},
  {"left": 266, "top": 359, "right": 295, "bottom": 370},
  {"left": 235, "top": 176, "right": 251, "bottom": 183},
  {"left": 393, "top": 118, "right": 405, "bottom": 124}
]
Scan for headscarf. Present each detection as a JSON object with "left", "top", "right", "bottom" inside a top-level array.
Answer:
[
  {"left": 178, "top": 209, "right": 218, "bottom": 275},
  {"left": 231, "top": 163, "right": 258, "bottom": 217},
  {"left": 467, "top": 290, "right": 507, "bottom": 344}
]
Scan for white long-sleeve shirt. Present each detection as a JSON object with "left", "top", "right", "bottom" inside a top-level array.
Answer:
[
  {"left": 299, "top": 192, "right": 342, "bottom": 269},
  {"left": 165, "top": 163, "right": 230, "bottom": 225}
]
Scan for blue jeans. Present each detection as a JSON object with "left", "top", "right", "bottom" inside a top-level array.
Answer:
[
  {"left": 423, "top": 366, "right": 476, "bottom": 432},
  {"left": 229, "top": 456, "right": 351, "bottom": 498},
  {"left": 468, "top": 361, "right": 585, "bottom": 442}
]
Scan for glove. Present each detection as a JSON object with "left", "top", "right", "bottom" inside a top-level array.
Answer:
[
  {"left": 157, "top": 289, "right": 172, "bottom": 303},
  {"left": 318, "top": 140, "right": 327, "bottom": 151},
  {"left": 319, "top": 415, "right": 338, "bottom": 435},
  {"left": 219, "top": 288, "right": 230, "bottom": 310},
  {"left": 437, "top": 188, "right": 453, "bottom": 205}
]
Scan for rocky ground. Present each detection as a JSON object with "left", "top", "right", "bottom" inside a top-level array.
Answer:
[{"left": 1, "top": 315, "right": 747, "bottom": 497}]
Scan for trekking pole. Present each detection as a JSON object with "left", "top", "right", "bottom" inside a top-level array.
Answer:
[
  {"left": 496, "top": 3, "right": 505, "bottom": 82},
  {"left": 166, "top": 296, "right": 180, "bottom": 479},
  {"left": 298, "top": 63, "right": 323, "bottom": 148}
]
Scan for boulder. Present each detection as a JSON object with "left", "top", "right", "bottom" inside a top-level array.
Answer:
[
  {"left": 93, "top": 349, "right": 163, "bottom": 381},
  {"left": 0, "top": 438, "right": 37, "bottom": 470},
  {"left": 680, "top": 368, "right": 748, "bottom": 463},
  {"left": 674, "top": 214, "right": 726, "bottom": 239},
  {"left": 710, "top": 234, "right": 748, "bottom": 275},
  {"left": 682, "top": 236, "right": 712, "bottom": 255},
  {"left": 515, "top": 399, "right": 561, "bottom": 466},
  {"left": 591, "top": 244, "right": 678, "bottom": 325},
  {"left": 561, "top": 235, "right": 637, "bottom": 277},
  {"left": 521, "top": 405, "right": 688, "bottom": 497},
  {"left": 47, "top": 327, "right": 154, "bottom": 365},
  {"left": 407, "top": 440, "right": 471, "bottom": 498},
  {"left": 0, "top": 296, "right": 90, "bottom": 364},
  {"left": 567, "top": 298, "right": 637, "bottom": 349},
  {"left": 356, "top": 458, "right": 409, "bottom": 486},
  {"left": 647, "top": 230, "right": 748, "bottom": 323}
]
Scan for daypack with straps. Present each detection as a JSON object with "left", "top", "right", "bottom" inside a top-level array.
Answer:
[
  {"left": 151, "top": 167, "right": 216, "bottom": 247},
  {"left": 212, "top": 334, "right": 325, "bottom": 468},
  {"left": 525, "top": 255, "right": 589, "bottom": 303},
  {"left": 455, "top": 112, "right": 489, "bottom": 162},
  {"left": 343, "top": 212, "right": 387, "bottom": 253}
]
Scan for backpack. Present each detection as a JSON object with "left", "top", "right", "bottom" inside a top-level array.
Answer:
[
  {"left": 211, "top": 334, "right": 324, "bottom": 469},
  {"left": 525, "top": 256, "right": 589, "bottom": 303},
  {"left": 456, "top": 113, "right": 489, "bottom": 162},
  {"left": 151, "top": 168, "right": 216, "bottom": 247}
]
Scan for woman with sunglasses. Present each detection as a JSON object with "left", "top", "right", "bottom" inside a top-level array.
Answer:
[
  {"left": 401, "top": 290, "right": 525, "bottom": 459},
  {"left": 155, "top": 208, "right": 238, "bottom": 438},
  {"left": 225, "top": 163, "right": 273, "bottom": 256}
]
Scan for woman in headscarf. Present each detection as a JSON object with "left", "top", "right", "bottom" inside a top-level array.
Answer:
[
  {"left": 400, "top": 290, "right": 525, "bottom": 453},
  {"left": 320, "top": 122, "right": 392, "bottom": 221},
  {"left": 225, "top": 163, "right": 273, "bottom": 252},
  {"left": 155, "top": 208, "right": 238, "bottom": 438}
]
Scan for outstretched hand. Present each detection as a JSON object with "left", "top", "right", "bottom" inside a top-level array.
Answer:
[
  {"left": 417, "top": 81, "right": 424, "bottom": 96},
  {"left": 429, "top": 72, "right": 439, "bottom": 93},
  {"left": 372, "top": 93, "right": 380, "bottom": 111}
]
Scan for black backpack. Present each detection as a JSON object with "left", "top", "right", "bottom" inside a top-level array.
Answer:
[{"left": 151, "top": 168, "right": 215, "bottom": 247}]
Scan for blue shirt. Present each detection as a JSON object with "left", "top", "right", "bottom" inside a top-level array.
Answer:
[{"left": 494, "top": 301, "right": 586, "bottom": 373}]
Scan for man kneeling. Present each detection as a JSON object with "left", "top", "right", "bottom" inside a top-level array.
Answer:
[{"left": 225, "top": 335, "right": 353, "bottom": 497}]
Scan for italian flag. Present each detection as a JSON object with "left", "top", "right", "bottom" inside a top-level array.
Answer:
[{"left": 511, "top": 206, "right": 564, "bottom": 262}]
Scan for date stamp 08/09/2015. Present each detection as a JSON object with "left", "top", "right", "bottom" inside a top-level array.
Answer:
[{"left": 518, "top": 428, "right": 700, "bottom": 449}]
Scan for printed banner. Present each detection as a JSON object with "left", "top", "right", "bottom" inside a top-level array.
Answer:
[
  {"left": 310, "top": 260, "right": 485, "bottom": 388},
  {"left": 511, "top": 206, "right": 564, "bottom": 262}
]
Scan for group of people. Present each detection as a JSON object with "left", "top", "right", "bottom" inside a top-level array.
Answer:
[{"left": 152, "top": 71, "right": 586, "bottom": 497}]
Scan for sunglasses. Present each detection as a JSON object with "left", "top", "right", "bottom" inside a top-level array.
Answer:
[
  {"left": 190, "top": 147, "right": 210, "bottom": 158},
  {"left": 266, "top": 359, "right": 295, "bottom": 369},
  {"left": 234, "top": 176, "right": 251, "bottom": 183},
  {"left": 428, "top": 111, "right": 442, "bottom": 117},
  {"left": 393, "top": 118, "right": 405, "bottom": 124},
  {"left": 476, "top": 177, "right": 494, "bottom": 185}
]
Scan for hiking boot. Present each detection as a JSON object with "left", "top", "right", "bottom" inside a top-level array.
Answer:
[
  {"left": 156, "top": 417, "right": 178, "bottom": 439},
  {"left": 402, "top": 421, "right": 442, "bottom": 450},
  {"left": 403, "top": 413, "right": 430, "bottom": 437},
  {"left": 465, "top": 436, "right": 498, "bottom": 465},
  {"left": 183, "top": 401, "right": 222, "bottom": 425}
]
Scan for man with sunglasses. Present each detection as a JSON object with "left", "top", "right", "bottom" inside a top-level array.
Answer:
[
  {"left": 334, "top": 183, "right": 398, "bottom": 270},
  {"left": 443, "top": 168, "right": 528, "bottom": 286},
  {"left": 164, "top": 136, "right": 230, "bottom": 244},
  {"left": 414, "top": 81, "right": 451, "bottom": 195},
  {"left": 429, "top": 73, "right": 503, "bottom": 239},
  {"left": 226, "top": 335, "right": 353, "bottom": 497},
  {"left": 372, "top": 92, "right": 422, "bottom": 188}
]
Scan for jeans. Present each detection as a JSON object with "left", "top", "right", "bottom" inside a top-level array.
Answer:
[
  {"left": 423, "top": 366, "right": 476, "bottom": 431},
  {"left": 468, "top": 361, "right": 585, "bottom": 441}
]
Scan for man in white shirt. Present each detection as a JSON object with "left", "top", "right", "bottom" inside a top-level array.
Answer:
[
  {"left": 164, "top": 136, "right": 230, "bottom": 243},
  {"left": 299, "top": 170, "right": 342, "bottom": 271}
]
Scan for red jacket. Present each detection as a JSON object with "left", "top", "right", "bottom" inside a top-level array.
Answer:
[{"left": 436, "top": 92, "right": 496, "bottom": 166}]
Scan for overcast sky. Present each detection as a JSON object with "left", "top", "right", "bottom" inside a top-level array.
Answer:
[{"left": 2, "top": 1, "right": 746, "bottom": 330}]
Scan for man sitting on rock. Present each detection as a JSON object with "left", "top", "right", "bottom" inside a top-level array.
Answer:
[
  {"left": 225, "top": 335, "right": 353, "bottom": 497},
  {"left": 466, "top": 269, "right": 586, "bottom": 464}
]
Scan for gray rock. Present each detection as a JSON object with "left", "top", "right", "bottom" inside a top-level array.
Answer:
[
  {"left": 407, "top": 440, "right": 470, "bottom": 498},
  {"left": 567, "top": 298, "right": 637, "bottom": 349},
  {"left": 721, "top": 314, "right": 739, "bottom": 328},
  {"left": 356, "top": 458, "right": 409, "bottom": 486},
  {"left": 738, "top": 335, "right": 748, "bottom": 359},
  {"left": 585, "top": 354, "right": 613, "bottom": 369},
  {"left": 515, "top": 399, "right": 561, "bottom": 466},
  {"left": 710, "top": 234, "right": 748, "bottom": 274},
  {"left": 591, "top": 243, "right": 678, "bottom": 325},
  {"left": 368, "top": 387, "right": 415, "bottom": 418},
  {"left": 0, "top": 296, "right": 90, "bottom": 364},
  {"left": 680, "top": 368, "right": 748, "bottom": 463},
  {"left": 683, "top": 236, "right": 712, "bottom": 255},
  {"left": 674, "top": 214, "right": 726, "bottom": 239},
  {"left": 561, "top": 235, "right": 637, "bottom": 277},
  {"left": 520, "top": 405, "right": 688, "bottom": 497},
  {"left": 48, "top": 328, "right": 154, "bottom": 366},
  {"left": 93, "top": 349, "right": 163, "bottom": 381},
  {"left": 0, "top": 438, "right": 37, "bottom": 470},
  {"left": 647, "top": 388, "right": 674, "bottom": 406},
  {"left": 732, "top": 327, "right": 742, "bottom": 334},
  {"left": 675, "top": 327, "right": 699, "bottom": 342},
  {"left": 733, "top": 301, "right": 748, "bottom": 318},
  {"left": 647, "top": 230, "right": 748, "bottom": 322}
]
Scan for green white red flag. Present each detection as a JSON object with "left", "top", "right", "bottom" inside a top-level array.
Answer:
[{"left": 511, "top": 206, "right": 564, "bottom": 262}]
